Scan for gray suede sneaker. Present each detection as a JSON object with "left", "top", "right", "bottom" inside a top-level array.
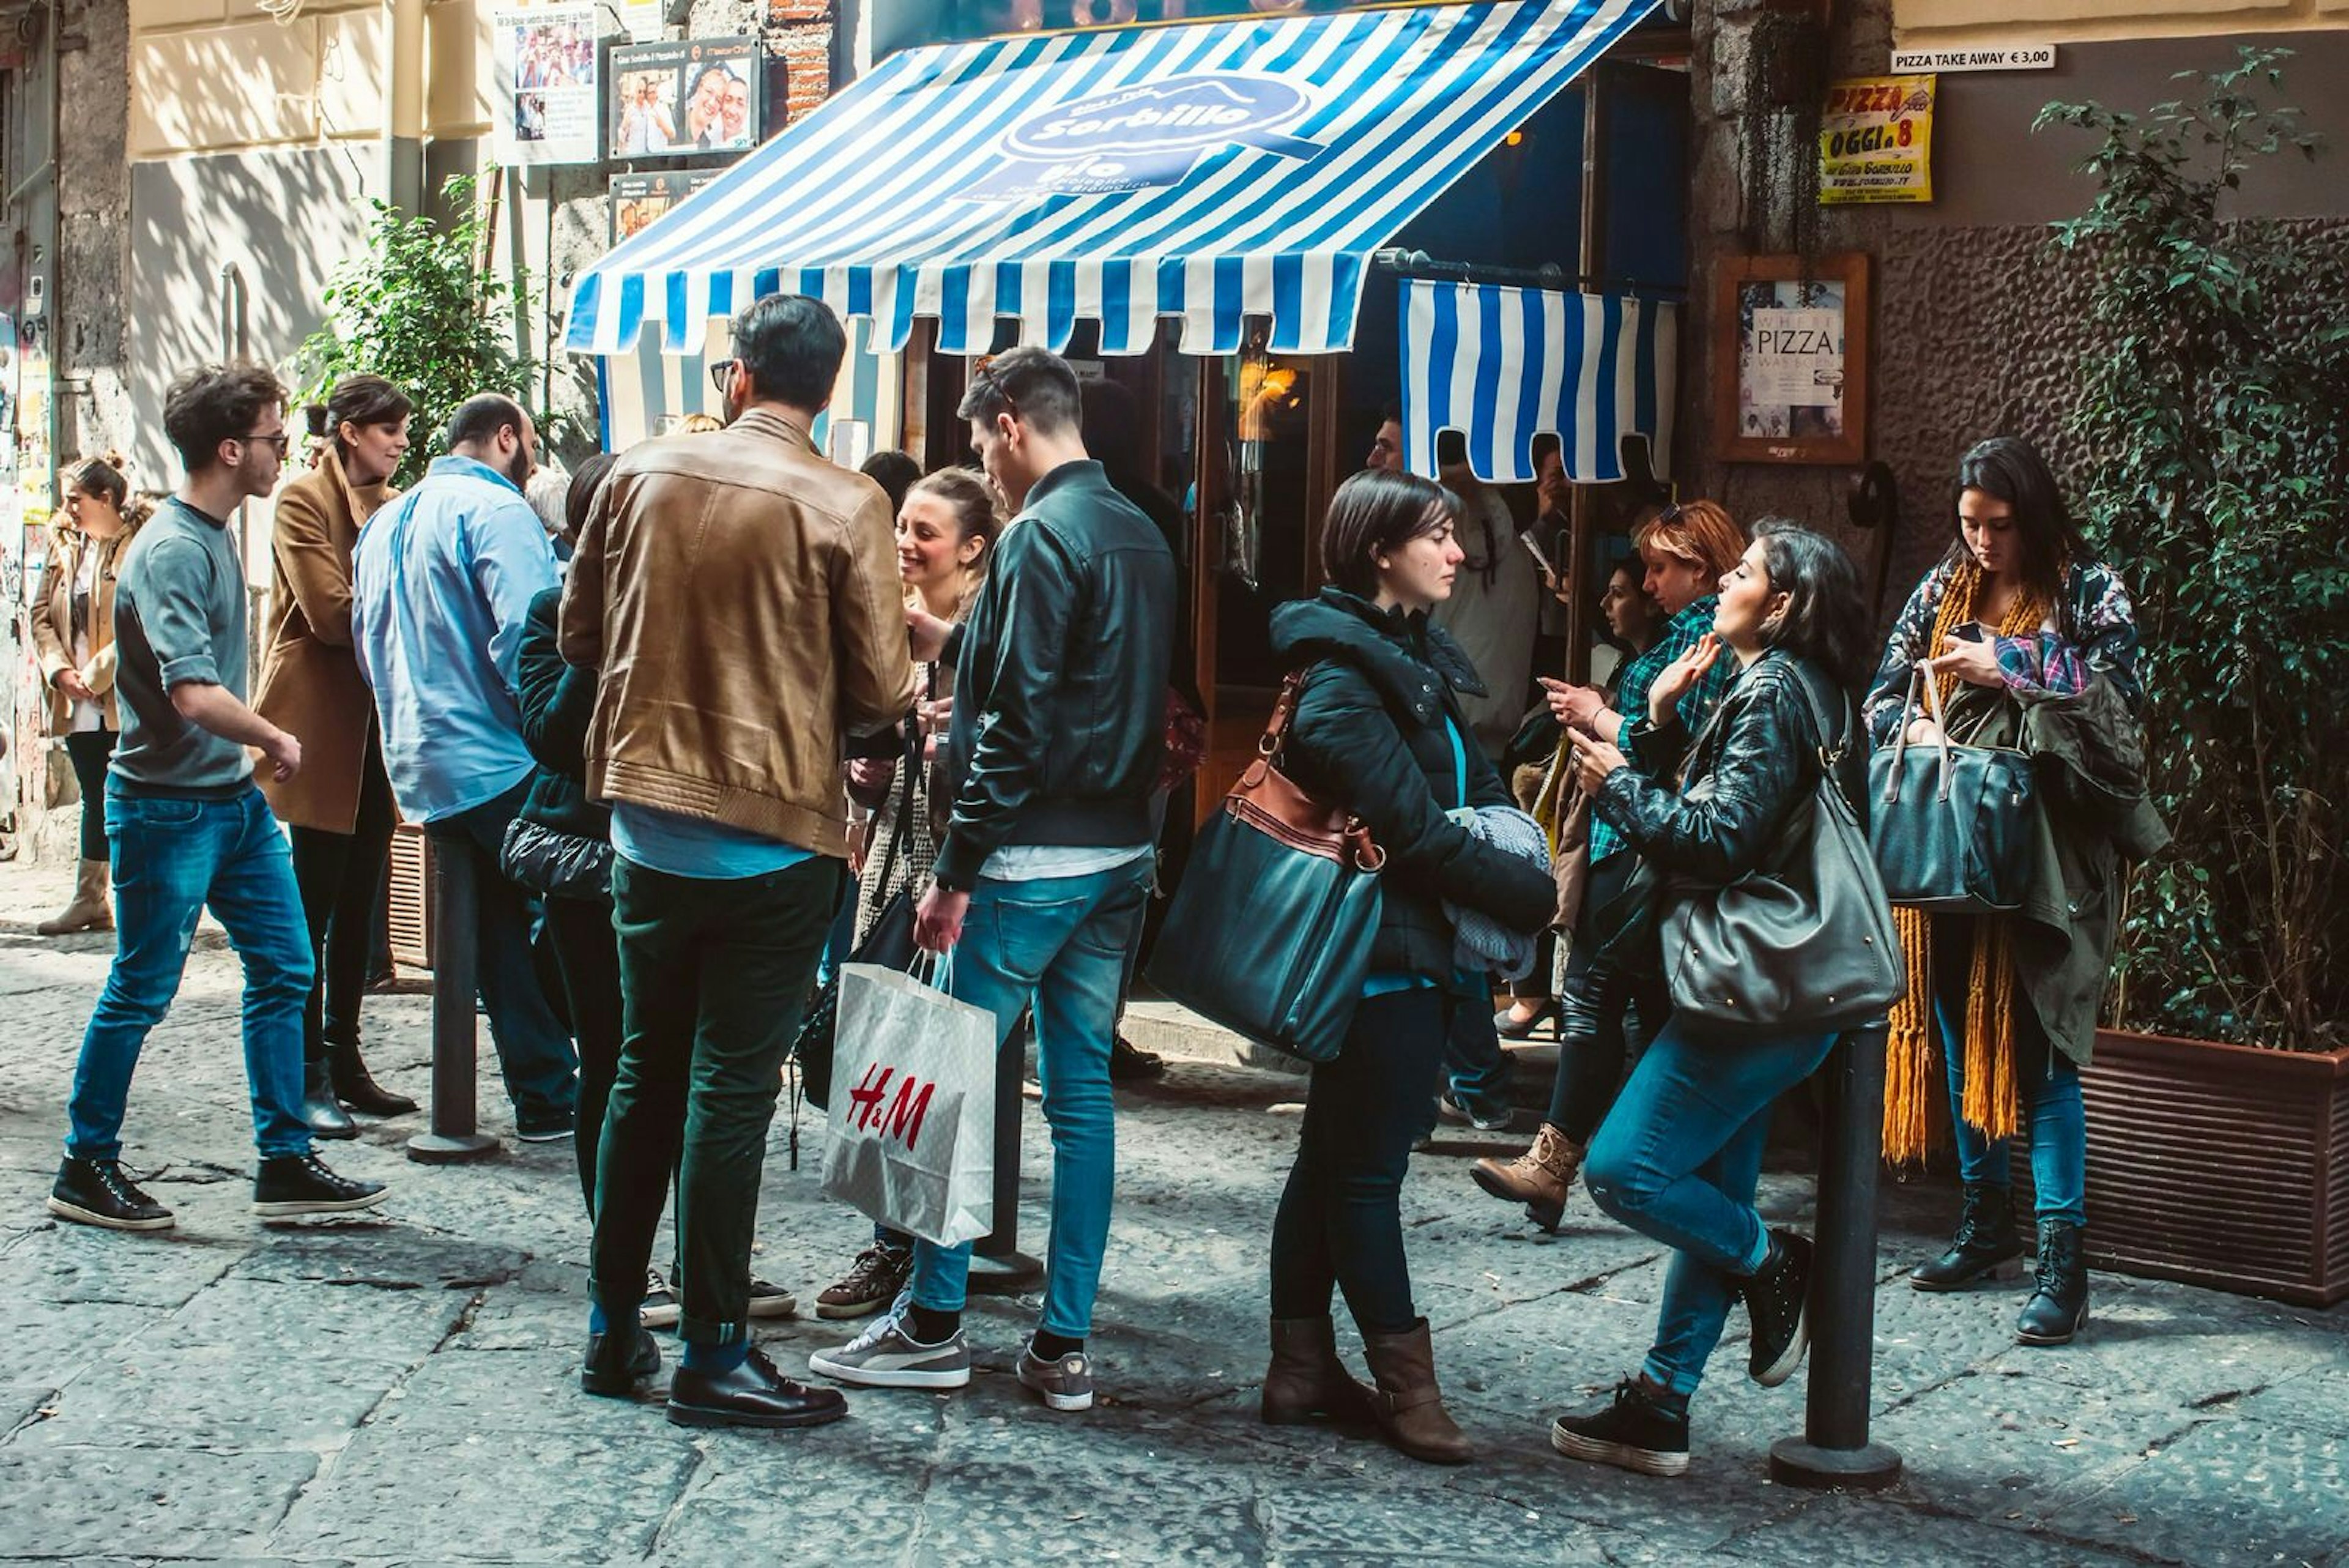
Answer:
[
  {"left": 807, "top": 1309, "right": 971, "bottom": 1389},
  {"left": 1017, "top": 1341, "right": 1095, "bottom": 1413}
]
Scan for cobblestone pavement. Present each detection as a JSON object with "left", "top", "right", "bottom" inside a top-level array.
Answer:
[{"left": 0, "top": 855, "right": 2341, "bottom": 1567}]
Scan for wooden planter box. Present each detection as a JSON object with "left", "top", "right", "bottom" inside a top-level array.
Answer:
[
  {"left": 2076, "top": 1027, "right": 2349, "bottom": 1307},
  {"left": 385, "top": 823, "right": 436, "bottom": 972}
]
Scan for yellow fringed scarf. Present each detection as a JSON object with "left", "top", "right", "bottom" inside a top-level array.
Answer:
[{"left": 1881, "top": 563, "right": 2046, "bottom": 1166}]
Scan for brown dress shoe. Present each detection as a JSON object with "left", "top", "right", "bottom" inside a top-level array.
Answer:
[
  {"left": 1360, "top": 1318, "right": 1474, "bottom": 1465},
  {"left": 1469, "top": 1122, "right": 1585, "bottom": 1232},
  {"left": 1262, "top": 1316, "right": 1375, "bottom": 1427}
]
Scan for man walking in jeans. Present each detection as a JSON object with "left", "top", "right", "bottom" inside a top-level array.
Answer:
[
  {"left": 352, "top": 393, "right": 578, "bottom": 1141},
  {"left": 565, "top": 294, "right": 914, "bottom": 1429},
  {"left": 48, "top": 362, "right": 387, "bottom": 1230},
  {"left": 812, "top": 346, "right": 1175, "bottom": 1413}
]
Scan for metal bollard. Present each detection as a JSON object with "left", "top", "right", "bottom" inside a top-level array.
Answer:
[
  {"left": 1770, "top": 1023, "right": 1902, "bottom": 1489},
  {"left": 406, "top": 834, "right": 499, "bottom": 1164},
  {"left": 967, "top": 1010, "right": 1042, "bottom": 1293}
]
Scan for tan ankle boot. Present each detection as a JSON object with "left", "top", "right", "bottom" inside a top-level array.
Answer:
[
  {"left": 1359, "top": 1319, "right": 1473, "bottom": 1465},
  {"left": 1469, "top": 1123, "right": 1584, "bottom": 1232},
  {"left": 1262, "top": 1316, "right": 1375, "bottom": 1427},
  {"left": 37, "top": 860, "right": 113, "bottom": 937}
]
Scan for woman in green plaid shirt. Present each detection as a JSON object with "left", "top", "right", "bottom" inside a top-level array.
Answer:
[{"left": 1472, "top": 501, "right": 1748, "bottom": 1231}]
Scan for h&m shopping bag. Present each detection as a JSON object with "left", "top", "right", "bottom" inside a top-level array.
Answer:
[{"left": 820, "top": 959, "right": 996, "bottom": 1247}]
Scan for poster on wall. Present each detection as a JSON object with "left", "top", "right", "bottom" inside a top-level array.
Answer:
[
  {"left": 610, "top": 38, "right": 762, "bottom": 157},
  {"left": 493, "top": 5, "right": 601, "bottom": 166},
  {"left": 1715, "top": 252, "right": 1871, "bottom": 467},
  {"left": 1819, "top": 75, "right": 1935, "bottom": 205},
  {"left": 609, "top": 171, "right": 722, "bottom": 243}
]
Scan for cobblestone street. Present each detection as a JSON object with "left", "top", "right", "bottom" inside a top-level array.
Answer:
[{"left": 0, "top": 854, "right": 2341, "bottom": 1567}]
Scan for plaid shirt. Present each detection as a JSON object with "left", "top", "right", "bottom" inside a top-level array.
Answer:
[{"left": 1590, "top": 595, "right": 1735, "bottom": 865}]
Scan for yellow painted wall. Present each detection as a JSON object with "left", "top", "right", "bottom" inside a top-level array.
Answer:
[
  {"left": 128, "top": 0, "right": 464, "bottom": 160},
  {"left": 1895, "top": 0, "right": 2349, "bottom": 46}
]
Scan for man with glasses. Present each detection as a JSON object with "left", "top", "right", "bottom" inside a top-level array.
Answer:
[
  {"left": 352, "top": 393, "right": 579, "bottom": 1144},
  {"left": 48, "top": 362, "right": 388, "bottom": 1232},
  {"left": 810, "top": 346, "right": 1175, "bottom": 1415}
]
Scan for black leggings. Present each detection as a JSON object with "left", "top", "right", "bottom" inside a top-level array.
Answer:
[
  {"left": 286, "top": 730, "right": 398, "bottom": 1068},
  {"left": 1271, "top": 987, "right": 1450, "bottom": 1336},
  {"left": 546, "top": 892, "right": 624, "bottom": 1216},
  {"left": 63, "top": 730, "right": 115, "bottom": 861},
  {"left": 1544, "top": 854, "right": 1668, "bottom": 1143}
]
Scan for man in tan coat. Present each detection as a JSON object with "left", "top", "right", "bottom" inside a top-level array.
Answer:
[{"left": 562, "top": 293, "right": 915, "bottom": 1429}]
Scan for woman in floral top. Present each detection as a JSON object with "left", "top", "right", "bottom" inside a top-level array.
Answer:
[{"left": 1869, "top": 435, "right": 2144, "bottom": 1350}]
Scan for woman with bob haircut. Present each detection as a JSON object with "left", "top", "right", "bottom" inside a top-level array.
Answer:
[
  {"left": 1549, "top": 518, "right": 1873, "bottom": 1479},
  {"left": 1255, "top": 468, "right": 1554, "bottom": 1466}
]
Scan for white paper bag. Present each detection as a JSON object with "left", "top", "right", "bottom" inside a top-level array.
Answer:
[{"left": 820, "top": 960, "right": 997, "bottom": 1247}]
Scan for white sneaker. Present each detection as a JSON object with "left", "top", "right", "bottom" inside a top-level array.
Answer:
[{"left": 807, "top": 1309, "right": 971, "bottom": 1389}]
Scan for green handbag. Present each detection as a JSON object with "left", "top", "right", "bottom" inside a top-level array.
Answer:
[
  {"left": 1866, "top": 669, "right": 2039, "bottom": 914},
  {"left": 1146, "top": 674, "right": 1386, "bottom": 1065}
]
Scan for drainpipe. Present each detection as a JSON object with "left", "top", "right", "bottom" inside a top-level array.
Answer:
[{"left": 383, "top": 0, "right": 426, "bottom": 215}]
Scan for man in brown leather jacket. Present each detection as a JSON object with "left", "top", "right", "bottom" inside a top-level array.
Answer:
[{"left": 562, "top": 293, "right": 915, "bottom": 1429}]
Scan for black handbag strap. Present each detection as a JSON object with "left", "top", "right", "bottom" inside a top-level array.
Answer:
[
  {"left": 867, "top": 693, "right": 927, "bottom": 896},
  {"left": 1776, "top": 652, "right": 1853, "bottom": 770}
]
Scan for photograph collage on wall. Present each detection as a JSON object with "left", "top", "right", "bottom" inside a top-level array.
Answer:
[
  {"left": 610, "top": 38, "right": 764, "bottom": 158},
  {"left": 493, "top": 4, "right": 601, "bottom": 165}
]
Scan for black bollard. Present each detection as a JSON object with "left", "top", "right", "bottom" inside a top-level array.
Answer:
[
  {"left": 406, "top": 834, "right": 499, "bottom": 1164},
  {"left": 967, "top": 1010, "right": 1041, "bottom": 1294},
  {"left": 1770, "top": 1023, "right": 1902, "bottom": 1489}
]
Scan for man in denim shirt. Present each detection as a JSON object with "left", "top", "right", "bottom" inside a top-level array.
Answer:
[
  {"left": 48, "top": 362, "right": 387, "bottom": 1231},
  {"left": 353, "top": 394, "right": 578, "bottom": 1141}
]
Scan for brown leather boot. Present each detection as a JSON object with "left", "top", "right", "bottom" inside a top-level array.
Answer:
[
  {"left": 37, "top": 859, "right": 113, "bottom": 937},
  {"left": 1359, "top": 1319, "right": 1473, "bottom": 1465},
  {"left": 1262, "top": 1316, "right": 1375, "bottom": 1427},
  {"left": 1469, "top": 1123, "right": 1584, "bottom": 1232}
]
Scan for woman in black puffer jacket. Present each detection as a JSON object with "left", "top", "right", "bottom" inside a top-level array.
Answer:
[
  {"left": 1548, "top": 519, "right": 1873, "bottom": 1481},
  {"left": 1258, "top": 469, "right": 1555, "bottom": 1467}
]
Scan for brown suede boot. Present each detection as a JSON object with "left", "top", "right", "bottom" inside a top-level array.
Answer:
[
  {"left": 37, "top": 859, "right": 113, "bottom": 937},
  {"left": 1262, "top": 1316, "right": 1375, "bottom": 1427},
  {"left": 1359, "top": 1319, "right": 1473, "bottom": 1465},
  {"left": 1469, "top": 1123, "right": 1584, "bottom": 1232}
]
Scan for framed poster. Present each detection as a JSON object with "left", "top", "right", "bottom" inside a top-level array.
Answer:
[
  {"left": 609, "top": 171, "right": 722, "bottom": 242},
  {"left": 1715, "top": 252, "right": 1871, "bottom": 466},
  {"left": 493, "top": 5, "right": 600, "bottom": 166},
  {"left": 610, "top": 37, "right": 763, "bottom": 157}
]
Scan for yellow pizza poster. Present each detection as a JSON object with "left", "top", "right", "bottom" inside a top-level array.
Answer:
[{"left": 1820, "top": 75, "right": 1936, "bottom": 205}]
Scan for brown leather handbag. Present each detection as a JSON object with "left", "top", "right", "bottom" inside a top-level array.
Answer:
[
  {"left": 1146, "top": 672, "right": 1386, "bottom": 1063},
  {"left": 1530, "top": 732, "right": 1594, "bottom": 934}
]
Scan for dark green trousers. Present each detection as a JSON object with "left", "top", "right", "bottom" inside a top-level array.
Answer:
[{"left": 588, "top": 854, "right": 842, "bottom": 1345}]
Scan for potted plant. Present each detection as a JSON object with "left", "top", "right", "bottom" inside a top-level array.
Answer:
[{"left": 2038, "top": 51, "right": 2348, "bottom": 1306}]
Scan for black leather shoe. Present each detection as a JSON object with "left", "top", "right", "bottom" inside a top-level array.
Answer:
[
  {"left": 253, "top": 1154, "right": 388, "bottom": 1218},
  {"left": 1741, "top": 1229, "right": 1813, "bottom": 1387},
  {"left": 1108, "top": 1035, "right": 1166, "bottom": 1082},
  {"left": 302, "top": 1063, "right": 358, "bottom": 1140},
  {"left": 2016, "top": 1219, "right": 2091, "bottom": 1345},
  {"left": 667, "top": 1345, "right": 850, "bottom": 1429},
  {"left": 582, "top": 1326, "right": 662, "bottom": 1397},
  {"left": 1911, "top": 1182, "right": 2024, "bottom": 1291}
]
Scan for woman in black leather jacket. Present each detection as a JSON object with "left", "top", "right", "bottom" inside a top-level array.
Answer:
[
  {"left": 1548, "top": 520, "right": 1872, "bottom": 1479},
  {"left": 1257, "top": 470, "right": 1555, "bottom": 1467}
]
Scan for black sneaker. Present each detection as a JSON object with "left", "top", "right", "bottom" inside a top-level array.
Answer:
[
  {"left": 252, "top": 1154, "right": 389, "bottom": 1219},
  {"left": 1550, "top": 1378, "right": 1691, "bottom": 1478},
  {"left": 49, "top": 1157, "right": 174, "bottom": 1232},
  {"left": 1436, "top": 1092, "right": 1514, "bottom": 1134},
  {"left": 1742, "top": 1229, "right": 1813, "bottom": 1387},
  {"left": 515, "top": 1107, "right": 575, "bottom": 1144}
]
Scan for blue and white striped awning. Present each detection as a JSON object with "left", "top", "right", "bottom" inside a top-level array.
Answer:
[
  {"left": 1400, "top": 279, "right": 1676, "bottom": 485},
  {"left": 565, "top": 0, "right": 1657, "bottom": 359}
]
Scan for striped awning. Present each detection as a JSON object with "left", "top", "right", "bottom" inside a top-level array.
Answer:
[
  {"left": 565, "top": 0, "right": 1657, "bottom": 358},
  {"left": 1399, "top": 278, "right": 1676, "bottom": 485}
]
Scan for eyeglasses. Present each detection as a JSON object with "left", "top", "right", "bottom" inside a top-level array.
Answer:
[
  {"left": 968, "top": 359, "right": 1019, "bottom": 424},
  {"left": 708, "top": 359, "right": 738, "bottom": 396},
  {"left": 234, "top": 431, "right": 292, "bottom": 458}
]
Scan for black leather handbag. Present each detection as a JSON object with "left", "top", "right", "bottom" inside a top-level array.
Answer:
[
  {"left": 1660, "top": 658, "right": 1905, "bottom": 1041},
  {"left": 500, "top": 816, "right": 615, "bottom": 903},
  {"left": 1866, "top": 669, "right": 2038, "bottom": 914},
  {"left": 1147, "top": 672, "right": 1386, "bottom": 1065},
  {"left": 792, "top": 725, "right": 923, "bottom": 1110}
]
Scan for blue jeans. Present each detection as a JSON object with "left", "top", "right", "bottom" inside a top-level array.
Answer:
[
  {"left": 66, "top": 784, "right": 315, "bottom": 1162},
  {"left": 426, "top": 780, "right": 578, "bottom": 1123},
  {"left": 1934, "top": 923, "right": 2086, "bottom": 1227},
  {"left": 1584, "top": 1019, "right": 1836, "bottom": 1398},
  {"left": 908, "top": 858, "right": 1152, "bottom": 1339}
]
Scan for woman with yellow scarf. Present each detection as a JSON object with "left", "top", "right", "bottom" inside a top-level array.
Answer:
[{"left": 1863, "top": 437, "right": 2147, "bottom": 1348}]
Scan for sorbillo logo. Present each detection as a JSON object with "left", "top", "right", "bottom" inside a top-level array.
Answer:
[{"left": 965, "top": 74, "right": 1323, "bottom": 202}]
